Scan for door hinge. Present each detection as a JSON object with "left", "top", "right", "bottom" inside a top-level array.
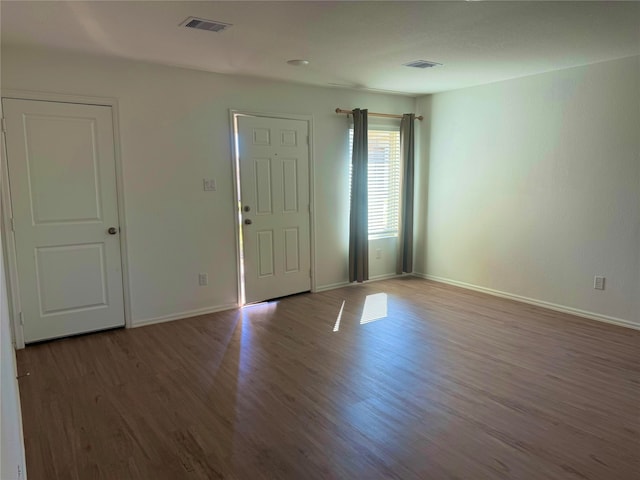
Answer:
[
  {"left": 18, "top": 312, "right": 23, "bottom": 326},
  {"left": 1, "top": 117, "right": 6, "bottom": 134},
  {"left": 306, "top": 135, "right": 309, "bottom": 145},
  {"left": 10, "top": 217, "right": 15, "bottom": 232},
  {"left": 309, "top": 269, "right": 312, "bottom": 278}
]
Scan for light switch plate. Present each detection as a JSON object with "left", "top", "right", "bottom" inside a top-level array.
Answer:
[{"left": 203, "top": 179, "right": 217, "bottom": 191}]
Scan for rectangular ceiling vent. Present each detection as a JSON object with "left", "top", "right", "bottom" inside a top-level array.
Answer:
[
  {"left": 403, "top": 60, "right": 442, "bottom": 69},
  {"left": 181, "top": 16, "right": 232, "bottom": 33}
]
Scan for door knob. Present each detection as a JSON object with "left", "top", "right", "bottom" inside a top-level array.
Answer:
[
  {"left": 244, "top": 219, "right": 252, "bottom": 225},
  {"left": 107, "top": 227, "right": 118, "bottom": 235}
]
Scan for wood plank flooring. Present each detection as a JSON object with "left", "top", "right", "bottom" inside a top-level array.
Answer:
[{"left": 16, "top": 277, "right": 640, "bottom": 479}]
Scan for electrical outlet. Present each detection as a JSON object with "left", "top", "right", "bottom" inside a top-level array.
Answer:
[
  {"left": 203, "top": 179, "right": 216, "bottom": 191},
  {"left": 198, "top": 273, "right": 208, "bottom": 286},
  {"left": 594, "top": 276, "right": 605, "bottom": 290}
]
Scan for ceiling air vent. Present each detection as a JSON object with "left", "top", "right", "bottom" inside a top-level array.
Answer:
[
  {"left": 181, "top": 16, "right": 232, "bottom": 32},
  {"left": 403, "top": 60, "right": 442, "bottom": 69}
]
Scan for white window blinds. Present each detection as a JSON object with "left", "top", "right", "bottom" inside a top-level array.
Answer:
[{"left": 349, "top": 128, "right": 401, "bottom": 238}]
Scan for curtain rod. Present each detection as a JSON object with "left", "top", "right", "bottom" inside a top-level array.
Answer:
[{"left": 335, "top": 108, "right": 423, "bottom": 121}]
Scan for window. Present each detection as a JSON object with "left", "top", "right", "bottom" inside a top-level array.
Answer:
[{"left": 349, "top": 128, "right": 401, "bottom": 238}]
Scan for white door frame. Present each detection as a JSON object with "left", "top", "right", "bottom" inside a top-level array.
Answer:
[
  {"left": 0, "top": 90, "right": 132, "bottom": 349},
  {"left": 229, "top": 109, "right": 317, "bottom": 305}
]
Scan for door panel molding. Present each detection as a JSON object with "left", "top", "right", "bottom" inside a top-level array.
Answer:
[
  {"left": 35, "top": 242, "right": 109, "bottom": 316},
  {"left": 1, "top": 90, "right": 131, "bottom": 348},
  {"left": 230, "top": 110, "right": 316, "bottom": 305}
]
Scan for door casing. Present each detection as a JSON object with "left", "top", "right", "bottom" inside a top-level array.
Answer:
[
  {"left": 230, "top": 110, "right": 317, "bottom": 305},
  {"left": 0, "top": 90, "right": 132, "bottom": 349}
]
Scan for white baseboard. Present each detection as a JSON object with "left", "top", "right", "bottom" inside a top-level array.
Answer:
[
  {"left": 314, "top": 273, "right": 402, "bottom": 293},
  {"left": 132, "top": 276, "right": 402, "bottom": 325},
  {"left": 369, "top": 272, "right": 403, "bottom": 282},
  {"left": 314, "top": 281, "right": 350, "bottom": 293},
  {"left": 132, "top": 303, "right": 238, "bottom": 328},
  {"left": 413, "top": 272, "right": 640, "bottom": 331}
]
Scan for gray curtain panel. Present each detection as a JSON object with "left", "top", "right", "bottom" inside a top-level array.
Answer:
[
  {"left": 349, "top": 108, "right": 369, "bottom": 283},
  {"left": 397, "top": 113, "right": 415, "bottom": 274}
]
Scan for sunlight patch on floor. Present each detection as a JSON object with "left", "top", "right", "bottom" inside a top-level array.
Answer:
[
  {"left": 333, "top": 300, "right": 346, "bottom": 332},
  {"left": 360, "top": 293, "right": 388, "bottom": 324}
]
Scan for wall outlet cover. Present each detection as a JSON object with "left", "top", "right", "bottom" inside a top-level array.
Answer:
[
  {"left": 594, "top": 276, "right": 605, "bottom": 290},
  {"left": 203, "top": 179, "right": 217, "bottom": 191}
]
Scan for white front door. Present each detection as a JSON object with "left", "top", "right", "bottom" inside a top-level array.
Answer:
[
  {"left": 3, "top": 98, "right": 125, "bottom": 343},
  {"left": 237, "top": 115, "right": 311, "bottom": 303}
]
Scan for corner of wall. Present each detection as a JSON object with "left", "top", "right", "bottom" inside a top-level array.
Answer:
[
  {"left": 413, "top": 94, "right": 433, "bottom": 274},
  {"left": 1, "top": 231, "right": 27, "bottom": 480}
]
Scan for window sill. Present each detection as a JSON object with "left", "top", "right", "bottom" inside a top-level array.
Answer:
[{"left": 368, "top": 233, "right": 398, "bottom": 241}]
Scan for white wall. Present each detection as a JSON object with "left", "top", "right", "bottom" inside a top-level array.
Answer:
[
  {"left": 416, "top": 55, "right": 640, "bottom": 327},
  {"left": 1, "top": 46, "right": 414, "bottom": 325},
  {"left": 0, "top": 227, "right": 27, "bottom": 479}
]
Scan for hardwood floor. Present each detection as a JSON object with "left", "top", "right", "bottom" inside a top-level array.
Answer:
[{"left": 16, "top": 277, "right": 640, "bottom": 480}]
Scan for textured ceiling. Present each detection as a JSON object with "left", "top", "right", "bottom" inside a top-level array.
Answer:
[{"left": 1, "top": 1, "right": 639, "bottom": 95}]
